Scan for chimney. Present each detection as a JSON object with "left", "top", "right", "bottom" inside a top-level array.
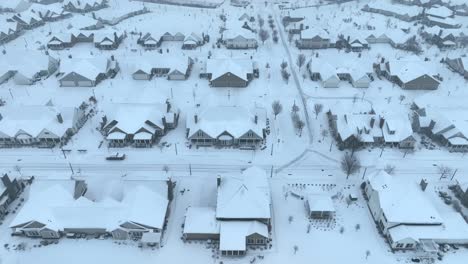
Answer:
[
  {"left": 57, "top": 113, "right": 63, "bottom": 123},
  {"left": 420, "top": 179, "right": 428, "bottom": 192},
  {"left": 194, "top": 114, "right": 198, "bottom": 124},
  {"left": 1, "top": 174, "right": 12, "bottom": 187},
  {"left": 217, "top": 175, "right": 221, "bottom": 187},
  {"left": 254, "top": 114, "right": 258, "bottom": 124},
  {"left": 114, "top": 32, "right": 118, "bottom": 42},
  {"left": 379, "top": 117, "right": 385, "bottom": 128},
  {"left": 370, "top": 117, "right": 375, "bottom": 128}
]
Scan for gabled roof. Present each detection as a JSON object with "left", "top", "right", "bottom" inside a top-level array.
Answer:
[
  {"left": 205, "top": 58, "right": 254, "bottom": 82},
  {"left": 216, "top": 167, "right": 271, "bottom": 220},
  {"left": 183, "top": 207, "right": 220, "bottom": 235},
  {"left": 59, "top": 56, "right": 113, "bottom": 80},
  {"left": 187, "top": 105, "right": 265, "bottom": 139},
  {"left": 219, "top": 221, "right": 268, "bottom": 251}
]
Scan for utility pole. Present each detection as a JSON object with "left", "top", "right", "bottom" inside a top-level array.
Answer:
[
  {"left": 270, "top": 143, "right": 274, "bottom": 156},
  {"left": 174, "top": 143, "right": 178, "bottom": 155},
  {"left": 362, "top": 167, "right": 367, "bottom": 180},
  {"left": 379, "top": 147, "right": 384, "bottom": 158},
  {"left": 270, "top": 165, "right": 273, "bottom": 178},
  {"left": 68, "top": 162, "right": 75, "bottom": 175},
  {"left": 189, "top": 163, "right": 192, "bottom": 176}
]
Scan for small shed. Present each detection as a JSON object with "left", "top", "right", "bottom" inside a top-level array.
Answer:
[{"left": 306, "top": 194, "right": 335, "bottom": 219}]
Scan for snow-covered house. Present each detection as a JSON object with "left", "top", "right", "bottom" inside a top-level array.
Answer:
[
  {"left": 10, "top": 177, "right": 170, "bottom": 244},
  {"left": 8, "top": 12, "right": 44, "bottom": 29},
  {"left": 137, "top": 31, "right": 204, "bottom": 49},
  {"left": 306, "top": 194, "right": 335, "bottom": 219},
  {"left": 186, "top": 105, "right": 266, "bottom": 148},
  {"left": 0, "top": 52, "right": 59, "bottom": 85},
  {"left": 63, "top": 0, "right": 108, "bottom": 13},
  {"left": 137, "top": 32, "right": 163, "bottom": 49},
  {"left": 426, "top": 5, "right": 454, "bottom": 19},
  {"left": 413, "top": 106, "right": 468, "bottom": 152},
  {"left": 0, "top": 22, "right": 21, "bottom": 44},
  {"left": 30, "top": 0, "right": 63, "bottom": 4},
  {"left": 362, "top": 2, "right": 423, "bottom": 22},
  {"left": 222, "top": 28, "right": 257, "bottom": 49},
  {"left": 307, "top": 58, "right": 373, "bottom": 88},
  {"left": 423, "top": 6, "right": 460, "bottom": 28},
  {"left": 420, "top": 26, "right": 467, "bottom": 49},
  {"left": 328, "top": 109, "right": 416, "bottom": 149},
  {"left": 130, "top": 55, "right": 194, "bottom": 81},
  {"left": 0, "top": 0, "right": 31, "bottom": 13},
  {"left": 58, "top": 56, "right": 119, "bottom": 87},
  {"left": 93, "top": 31, "right": 126, "bottom": 50},
  {"left": 29, "top": 4, "right": 72, "bottom": 21},
  {"left": 296, "top": 28, "right": 332, "bottom": 49},
  {"left": 445, "top": 56, "right": 468, "bottom": 79},
  {"left": 394, "top": 0, "right": 435, "bottom": 7},
  {"left": 374, "top": 58, "right": 440, "bottom": 90},
  {"left": 364, "top": 170, "right": 468, "bottom": 251},
  {"left": 182, "top": 33, "right": 203, "bottom": 50},
  {"left": 0, "top": 103, "right": 88, "bottom": 148},
  {"left": 201, "top": 59, "right": 258, "bottom": 87},
  {"left": 183, "top": 167, "right": 271, "bottom": 256},
  {"left": 101, "top": 102, "right": 179, "bottom": 148},
  {"left": 0, "top": 174, "right": 23, "bottom": 219}
]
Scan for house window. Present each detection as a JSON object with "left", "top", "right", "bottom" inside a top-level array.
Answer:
[
  {"left": 256, "top": 239, "right": 264, "bottom": 244},
  {"left": 27, "top": 231, "right": 40, "bottom": 236},
  {"left": 405, "top": 243, "right": 413, "bottom": 248},
  {"left": 247, "top": 238, "right": 254, "bottom": 244},
  {"left": 396, "top": 243, "right": 404, "bottom": 248}
]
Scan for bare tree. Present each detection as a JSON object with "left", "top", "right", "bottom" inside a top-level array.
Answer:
[
  {"left": 384, "top": 164, "right": 395, "bottom": 175},
  {"left": 341, "top": 153, "right": 361, "bottom": 179},
  {"left": 399, "top": 94, "right": 406, "bottom": 104},
  {"left": 313, "top": 103, "right": 323, "bottom": 119},
  {"left": 280, "top": 61, "right": 288, "bottom": 70},
  {"left": 291, "top": 102, "right": 300, "bottom": 113},
  {"left": 293, "top": 245, "right": 299, "bottom": 254},
  {"left": 296, "top": 54, "right": 306, "bottom": 69},
  {"left": 365, "top": 250, "right": 371, "bottom": 260},
  {"left": 350, "top": 134, "right": 363, "bottom": 156},
  {"left": 438, "top": 165, "right": 453, "bottom": 180},
  {"left": 288, "top": 215, "right": 294, "bottom": 223},
  {"left": 294, "top": 119, "right": 305, "bottom": 137},
  {"left": 273, "top": 35, "right": 279, "bottom": 43},
  {"left": 259, "top": 29, "right": 270, "bottom": 44},
  {"left": 321, "top": 129, "right": 329, "bottom": 140},
  {"left": 272, "top": 101, "right": 283, "bottom": 120},
  {"left": 281, "top": 69, "right": 290, "bottom": 83},
  {"left": 258, "top": 17, "right": 265, "bottom": 28}
]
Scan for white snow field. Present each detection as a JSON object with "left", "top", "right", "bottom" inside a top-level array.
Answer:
[{"left": 1, "top": 0, "right": 468, "bottom": 263}]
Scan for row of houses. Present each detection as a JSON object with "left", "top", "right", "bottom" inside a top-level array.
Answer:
[
  {"left": 10, "top": 176, "right": 171, "bottom": 247},
  {"left": 137, "top": 31, "right": 207, "bottom": 50},
  {"left": 420, "top": 26, "right": 468, "bottom": 49},
  {"left": 328, "top": 109, "right": 416, "bottom": 150},
  {"left": 364, "top": 170, "right": 468, "bottom": 251},
  {"left": 296, "top": 27, "right": 416, "bottom": 51},
  {"left": 0, "top": 22, "right": 22, "bottom": 44},
  {"left": 306, "top": 58, "right": 373, "bottom": 88},
  {"left": 183, "top": 167, "right": 272, "bottom": 256},
  {"left": 362, "top": 1, "right": 424, "bottom": 22},
  {"left": 48, "top": 31, "right": 126, "bottom": 50},
  {"left": 0, "top": 102, "right": 89, "bottom": 148},
  {"left": 63, "top": 0, "right": 108, "bottom": 13},
  {"left": 186, "top": 105, "right": 267, "bottom": 149},
  {"left": 374, "top": 57, "right": 441, "bottom": 90},
  {"left": 130, "top": 55, "right": 194, "bottom": 81},
  {"left": 101, "top": 102, "right": 179, "bottom": 148},
  {"left": 423, "top": 5, "right": 461, "bottom": 28}
]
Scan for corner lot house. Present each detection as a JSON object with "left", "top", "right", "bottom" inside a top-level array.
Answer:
[
  {"left": 183, "top": 167, "right": 272, "bottom": 257},
  {"left": 0, "top": 174, "right": 23, "bottom": 219},
  {"left": 0, "top": 52, "right": 59, "bottom": 85},
  {"left": 186, "top": 105, "right": 266, "bottom": 148},
  {"left": 364, "top": 170, "right": 468, "bottom": 251},
  {"left": 0, "top": 103, "right": 88, "bottom": 148},
  {"left": 201, "top": 59, "right": 258, "bottom": 87},
  {"left": 10, "top": 177, "right": 170, "bottom": 245},
  {"left": 374, "top": 58, "right": 440, "bottom": 90},
  {"left": 101, "top": 102, "right": 179, "bottom": 148},
  {"left": 63, "top": 0, "right": 108, "bottom": 13},
  {"left": 58, "top": 56, "right": 119, "bottom": 87},
  {"left": 306, "top": 194, "right": 335, "bottom": 219},
  {"left": 328, "top": 108, "right": 416, "bottom": 149}
]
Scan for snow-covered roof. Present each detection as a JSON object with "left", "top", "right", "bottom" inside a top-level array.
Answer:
[
  {"left": 103, "top": 103, "right": 175, "bottom": 136},
  {"left": 0, "top": 105, "right": 81, "bottom": 139},
  {"left": 386, "top": 58, "right": 439, "bottom": 83},
  {"left": 219, "top": 221, "right": 268, "bottom": 251},
  {"left": 125, "top": 54, "right": 192, "bottom": 75},
  {"left": 216, "top": 167, "right": 271, "bottom": 220},
  {"left": 205, "top": 58, "right": 254, "bottom": 82},
  {"left": 426, "top": 16, "right": 460, "bottom": 27},
  {"left": 222, "top": 27, "right": 256, "bottom": 40},
  {"left": 11, "top": 179, "right": 168, "bottom": 231},
  {"left": 426, "top": 6, "right": 454, "bottom": 18},
  {"left": 388, "top": 213, "right": 468, "bottom": 243},
  {"left": 300, "top": 27, "right": 330, "bottom": 40},
  {"left": 183, "top": 207, "right": 220, "bottom": 235},
  {"left": 187, "top": 105, "right": 265, "bottom": 139},
  {"left": 367, "top": 170, "right": 443, "bottom": 225},
  {"left": 306, "top": 194, "right": 335, "bottom": 213},
  {"left": 0, "top": 52, "right": 56, "bottom": 78},
  {"left": 366, "top": 1, "right": 423, "bottom": 17},
  {"left": 59, "top": 57, "right": 113, "bottom": 80}
]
